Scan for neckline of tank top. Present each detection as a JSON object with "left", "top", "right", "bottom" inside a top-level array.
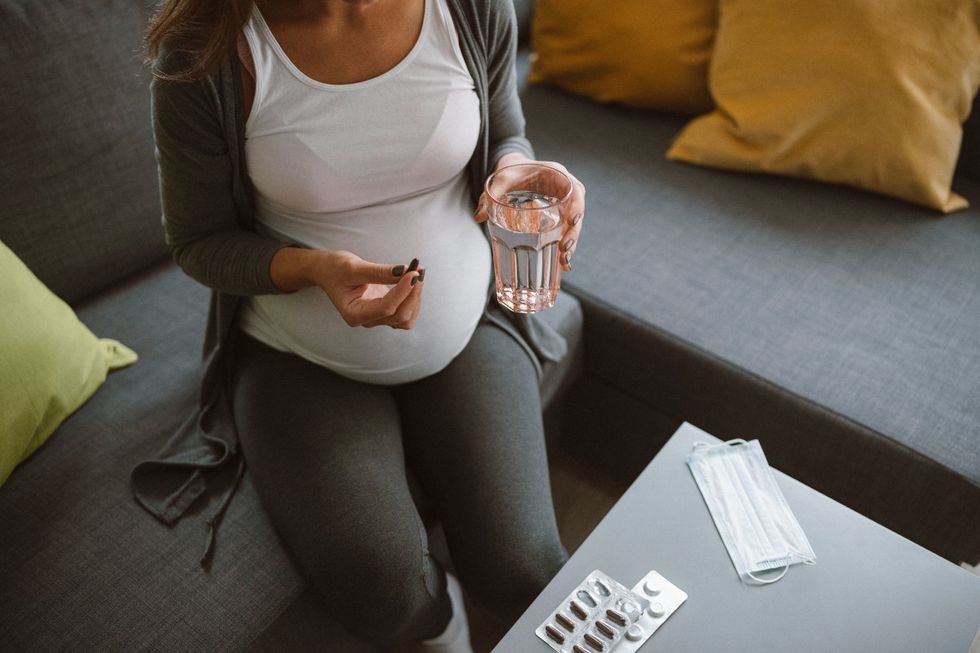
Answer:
[{"left": 250, "top": 0, "right": 432, "bottom": 92}]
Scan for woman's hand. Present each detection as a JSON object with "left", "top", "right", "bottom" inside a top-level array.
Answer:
[
  {"left": 271, "top": 247, "right": 425, "bottom": 329},
  {"left": 473, "top": 153, "right": 586, "bottom": 271}
]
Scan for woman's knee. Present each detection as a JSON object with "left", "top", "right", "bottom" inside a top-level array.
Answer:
[
  {"left": 463, "top": 535, "right": 569, "bottom": 623},
  {"left": 304, "top": 526, "right": 451, "bottom": 646}
]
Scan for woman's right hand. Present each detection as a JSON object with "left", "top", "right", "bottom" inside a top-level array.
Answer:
[{"left": 271, "top": 247, "right": 424, "bottom": 329}]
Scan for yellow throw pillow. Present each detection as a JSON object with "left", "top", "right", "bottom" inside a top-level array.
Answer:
[
  {"left": 529, "top": 0, "right": 716, "bottom": 114},
  {"left": 667, "top": 0, "right": 980, "bottom": 213},
  {"left": 0, "top": 241, "right": 137, "bottom": 486}
]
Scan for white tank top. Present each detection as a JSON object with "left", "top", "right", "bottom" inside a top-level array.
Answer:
[{"left": 237, "top": 0, "right": 491, "bottom": 385}]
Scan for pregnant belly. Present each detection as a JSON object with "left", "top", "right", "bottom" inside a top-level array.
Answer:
[{"left": 240, "top": 185, "right": 492, "bottom": 385}]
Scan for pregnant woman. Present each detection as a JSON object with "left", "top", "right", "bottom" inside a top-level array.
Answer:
[{"left": 134, "top": 0, "right": 586, "bottom": 649}]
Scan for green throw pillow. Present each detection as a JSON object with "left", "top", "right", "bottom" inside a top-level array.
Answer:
[{"left": 0, "top": 241, "right": 137, "bottom": 486}]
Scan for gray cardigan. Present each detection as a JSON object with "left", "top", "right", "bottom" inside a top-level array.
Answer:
[{"left": 131, "top": 0, "right": 567, "bottom": 563}]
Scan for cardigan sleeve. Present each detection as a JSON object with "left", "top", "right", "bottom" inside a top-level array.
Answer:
[
  {"left": 486, "top": 0, "right": 536, "bottom": 169},
  {"left": 150, "top": 48, "right": 293, "bottom": 296}
]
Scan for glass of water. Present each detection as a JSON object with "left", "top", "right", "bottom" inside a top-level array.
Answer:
[{"left": 484, "top": 163, "right": 574, "bottom": 314}]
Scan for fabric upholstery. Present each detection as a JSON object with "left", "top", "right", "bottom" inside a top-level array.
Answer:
[
  {"left": 0, "top": 263, "right": 305, "bottom": 649},
  {"left": 520, "top": 80, "right": 980, "bottom": 561},
  {"left": 0, "top": 260, "right": 583, "bottom": 649},
  {"left": 529, "top": 0, "right": 714, "bottom": 113},
  {"left": 0, "top": 242, "right": 136, "bottom": 486},
  {"left": 0, "top": 0, "right": 168, "bottom": 304},
  {"left": 667, "top": 0, "right": 980, "bottom": 213}
]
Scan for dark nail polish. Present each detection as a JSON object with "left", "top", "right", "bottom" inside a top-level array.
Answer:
[
  {"left": 411, "top": 275, "right": 419, "bottom": 286},
  {"left": 408, "top": 258, "right": 420, "bottom": 272},
  {"left": 562, "top": 238, "right": 575, "bottom": 252},
  {"left": 391, "top": 264, "right": 405, "bottom": 276},
  {"left": 417, "top": 268, "right": 426, "bottom": 283},
  {"left": 572, "top": 212, "right": 583, "bottom": 226}
]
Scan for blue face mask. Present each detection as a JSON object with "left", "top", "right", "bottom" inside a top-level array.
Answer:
[{"left": 687, "top": 439, "right": 817, "bottom": 585}]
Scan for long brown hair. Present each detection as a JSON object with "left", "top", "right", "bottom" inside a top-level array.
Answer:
[{"left": 144, "top": 0, "right": 252, "bottom": 81}]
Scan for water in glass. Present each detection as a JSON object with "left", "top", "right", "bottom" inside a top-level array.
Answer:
[{"left": 488, "top": 190, "right": 564, "bottom": 313}]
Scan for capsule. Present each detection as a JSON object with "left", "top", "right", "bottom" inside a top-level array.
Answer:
[
  {"left": 545, "top": 625, "right": 565, "bottom": 645},
  {"left": 570, "top": 600, "right": 589, "bottom": 620},
  {"left": 573, "top": 646, "right": 589, "bottom": 653},
  {"left": 555, "top": 612, "right": 576, "bottom": 632},
  {"left": 576, "top": 589, "right": 597, "bottom": 607},
  {"left": 595, "top": 620, "right": 616, "bottom": 639},
  {"left": 583, "top": 632, "right": 605, "bottom": 651},
  {"left": 605, "top": 608, "right": 627, "bottom": 626}
]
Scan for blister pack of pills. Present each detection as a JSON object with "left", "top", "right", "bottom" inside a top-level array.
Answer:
[{"left": 534, "top": 570, "right": 650, "bottom": 653}]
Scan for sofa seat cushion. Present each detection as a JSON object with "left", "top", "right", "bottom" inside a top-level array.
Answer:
[
  {"left": 0, "top": 260, "right": 584, "bottom": 649},
  {"left": 518, "top": 80, "right": 980, "bottom": 560},
  {"left": 0, "top": 263, "right": 305, "bottom": 650}
]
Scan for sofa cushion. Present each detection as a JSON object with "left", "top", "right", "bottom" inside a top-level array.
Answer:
[
  {"left": 666, "top": 0, "right": 980, "bottom": 213},
  {"left": 529, "top": 0, "right": 714, "bottom": 114},
  {"left": 0, "top": 263, "right": 306, "bottom": 650},
  {"left": 519, "top": 80, "right": 980, "bottom": 560},
  {"left": 0, "top": 242, "right": 137, "bottom": 486},
  {"left": 0, "top": 0, "right": 168, "bottom": 304}
]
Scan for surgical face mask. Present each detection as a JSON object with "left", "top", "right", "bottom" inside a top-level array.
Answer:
[{"left": 687, "top": 439, "right": 816, "bottom": 584}]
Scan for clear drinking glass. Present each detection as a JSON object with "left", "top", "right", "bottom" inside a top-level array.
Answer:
[{"left": 484, "top": 163, "right": 573, "bottom": 314}]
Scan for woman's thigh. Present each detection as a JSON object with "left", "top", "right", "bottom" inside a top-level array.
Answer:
[
  {"left": 228, "top": 331, "right": 450, "bottom": 644},
  {"left": 393, "top": 323, "right": 569, "bottom": 622}
]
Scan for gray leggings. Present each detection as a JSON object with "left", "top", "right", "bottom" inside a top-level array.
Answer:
[{"left": 229, "top": 322, "right": 568, "bottom": 646}]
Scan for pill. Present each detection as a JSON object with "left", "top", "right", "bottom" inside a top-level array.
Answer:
[
  {"left": 577, "top": 589, "right": 598, "bottom": 607},
  {"left": 545, "top": 625, "right": 565, "bottom": 644},
  {"left": 595, "top": 620, "right": 616, "bottom": 639},
  {"left": 648, "top": 601, "right": 666, "bottom": 618},
  {"left": 625, "top": 624, "right": 644, "bottom": 642},
  {"left": 643, "top": 579, "right": 661, "bottom": 596},
  {"left": 573, "top": 646, "right": 590, "bottom": 653},
  {"left": 605, "top": 609, "right": 627, "bottom": 626},
  {"left": 583, "top": 632, "right": 605, "bottom": 651},
  {"left": 590, "top": 578, "right": 611, "bottom": 597},
  {"left": 570, "top": 600, "right": 589, "bottom": 620},
  {"left": 555, "top": 612, "right": 576, "bottom": 631}
]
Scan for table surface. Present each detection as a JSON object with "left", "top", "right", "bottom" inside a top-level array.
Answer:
[{"left": 494, "top": 423, "right": 980, "bottom": 652}]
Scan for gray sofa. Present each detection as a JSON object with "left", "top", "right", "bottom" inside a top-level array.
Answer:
[{"left": 1, "top": 0, "right": 977, "bottom": 650}]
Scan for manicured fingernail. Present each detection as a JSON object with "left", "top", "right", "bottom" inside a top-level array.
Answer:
[
  {"left": 561, "top": 238, "right": 575, "bottom": 252},
  {"left": 571, "top": 212, "right": 583, "bottom": 226},
  {"left": 411, "top": 275, "right": 419, "bottom": 287},
  {"left": 391, "top": 264, "right": 405, "bottom": 276},
  {"left": 417, "top": 268, "right": 426, "bottom": 283},
  {"left": 408, "top": 258, "right": 420, "bottom": 272}
]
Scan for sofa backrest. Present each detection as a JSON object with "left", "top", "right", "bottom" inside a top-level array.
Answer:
[{"left": 0, "top": 0, "right": 168, "bottom": 305}]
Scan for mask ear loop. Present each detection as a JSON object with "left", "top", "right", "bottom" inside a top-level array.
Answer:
[
  {"left": 745, "top": 564, "right": 789, "bottom": 585},
  {"left": 692, "top": 438, "right": 749, "bottom": 451}
]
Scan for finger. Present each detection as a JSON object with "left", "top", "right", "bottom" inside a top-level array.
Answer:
[
  {"left": 345, "top": 270, "right": 418, "bottom": 325},
  {"left": 364, "top": 269, "right": 425, "bottom": 328},
  {"left": 560, "top": 249, "right": 573, "bottom": 272},
  {"left": 348, "top": 256, "right": 418, "bottom": 285},
  {"left": 473, "top": 193, "right": 489, "bottom": 223}
]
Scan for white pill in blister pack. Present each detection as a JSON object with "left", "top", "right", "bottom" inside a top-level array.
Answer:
[{"left": 617, "top": 570, "right": 688, "bottom": 652}]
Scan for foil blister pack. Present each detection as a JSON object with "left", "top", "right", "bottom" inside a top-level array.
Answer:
[
  {"left": 534, "top": 570, "right": 650, "bottom": 653},
  {"left": 535, "top": 569, "right": 686, "bottom": 652}
]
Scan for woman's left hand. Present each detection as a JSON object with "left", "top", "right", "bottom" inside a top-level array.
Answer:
[{"left": 473, "top": 153, "right": 586, "bottom": 272}]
